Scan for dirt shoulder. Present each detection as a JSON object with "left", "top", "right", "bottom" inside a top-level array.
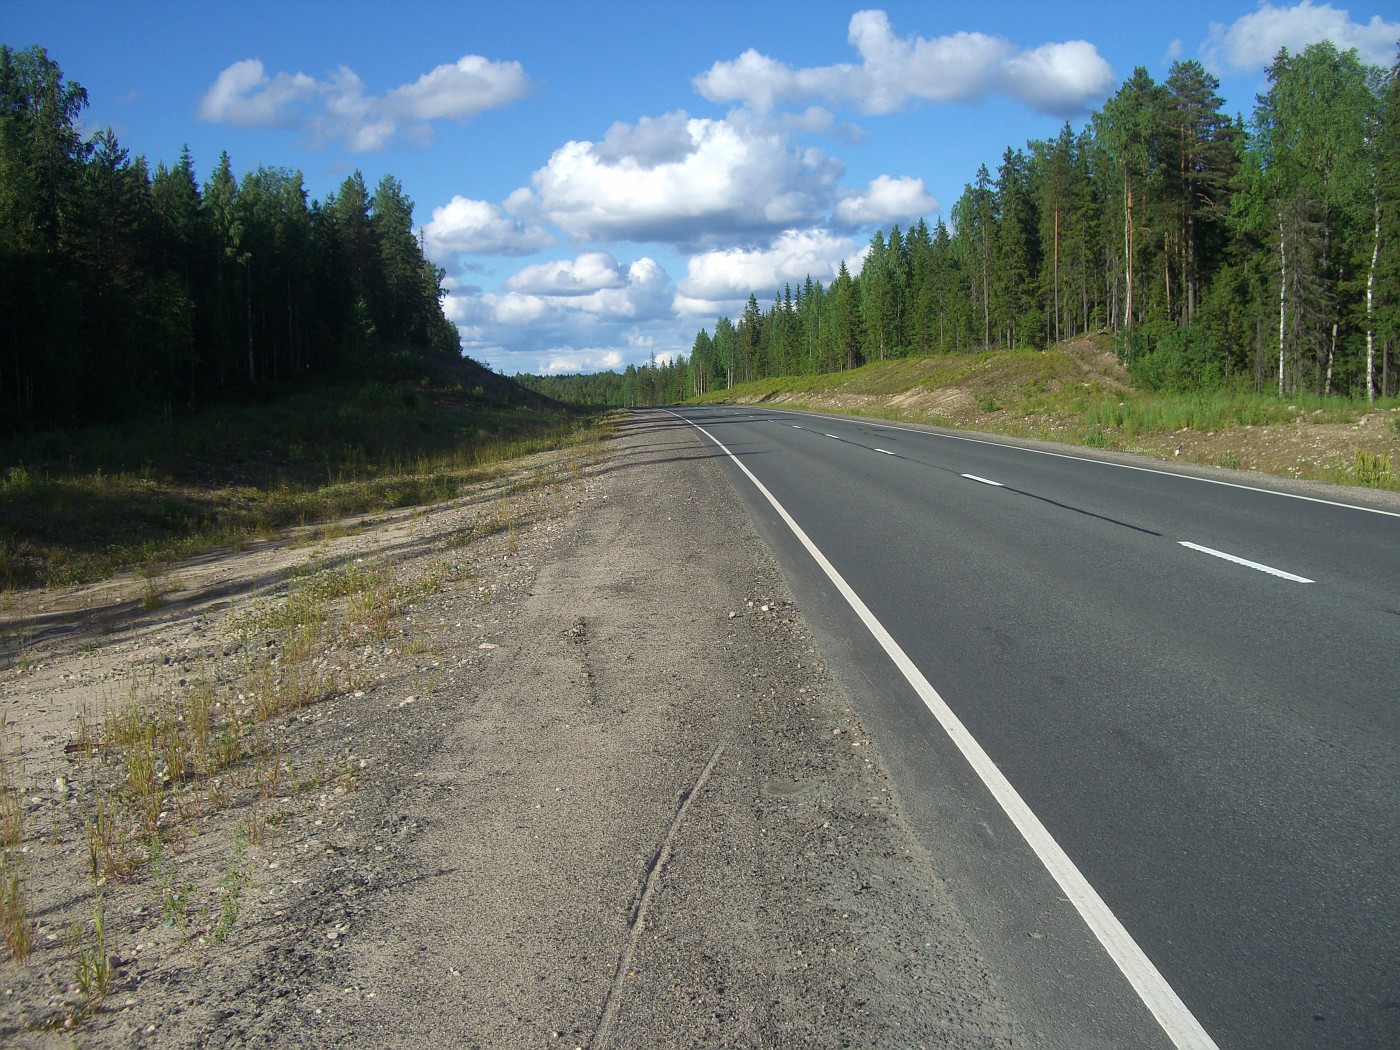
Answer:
[{"left": 1, "top": 411, "right": 1018, "bottom": 1048}]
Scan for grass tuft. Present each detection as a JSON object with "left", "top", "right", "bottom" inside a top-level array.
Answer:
[{"left": 1353, "top": 447, "right": 1394, "bottom": 488}]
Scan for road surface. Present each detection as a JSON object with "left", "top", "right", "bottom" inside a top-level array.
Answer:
[{"left": 664, "top": 404, "right": 1400, "bottom": 1050}]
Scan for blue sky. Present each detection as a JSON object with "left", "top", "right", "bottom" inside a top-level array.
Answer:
[{"left": 6, "top": 1, "right": 1398, "bottom": 375}]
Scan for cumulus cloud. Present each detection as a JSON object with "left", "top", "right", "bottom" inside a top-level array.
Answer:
[
  {"left": 201, "top": 59, "right": 317, "bottom": 128},
  {"left": 540, "top": 349, "right": 626, "bottom": 374},
  {"left": 678, "top": 229, "right": 861, "bottom": 307},
  {"left": 1203, "top": 2, "right": 1400, "bottom": 71},
  {"left": 442, "top": 255, "right": 695, "bottom": 374},
  {"left": 423, "top": 196, "right": 553, "bottom": 259},
  {"left": 199, "top": 54, "right": 529, "bottom": 150},
  {"left": 503, "top": 252, "right": 627, "bottom": 295},
  {"left": 524, "top": 111, "right": 844, "bottom": 246},
  {"left": 694, "top": 9, "right": 1114, "bottom": 118},
  {"left": 448, "top": 253, "right": 677, "bottom": 338},
  {"left": 833, "top": 175, "right": 937, "bottom": 228}
]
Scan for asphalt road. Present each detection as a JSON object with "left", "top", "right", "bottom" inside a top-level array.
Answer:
[{"left": 663, "top": 404, "right": 1400, "bottom": 1050}]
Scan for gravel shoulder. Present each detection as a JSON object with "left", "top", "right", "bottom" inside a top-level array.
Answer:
[{"left": 0, "top": 411, "right": 1019, "bottom": 1048}]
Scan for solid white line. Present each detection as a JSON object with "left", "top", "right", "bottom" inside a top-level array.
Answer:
[
  {"left": 1178, "top": 542, "right": 1314, "bottom": 583},
  {"left": 962, "top": 473, "right": 1004, "bottom": 487},
  {"left": 769, "top": 408, "right": 1400, "bottom": 519},
  {"left": 875, "top": 448, "right": 896, "bottom": 456},
  {"left": 668, "top": 408, "right": 1221, "bottom": 1050}
]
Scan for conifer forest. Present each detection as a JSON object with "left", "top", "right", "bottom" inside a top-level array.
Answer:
[
  {"left": 0, "top": 45, "right": 461, "bottom": 433},
  {"left": 4, "top": 43, "right": 1400, "bottom": 420},
  {"left": 664, "top": 44, "right": 1400, "bottom": 407}
]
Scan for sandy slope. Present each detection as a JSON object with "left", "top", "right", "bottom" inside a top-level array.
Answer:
[{"left": 0, "top": 411, "right": 1017, "bottom": 1048}]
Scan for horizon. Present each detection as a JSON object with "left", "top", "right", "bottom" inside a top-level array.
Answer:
[{"left": 7, "top": 0, "right": 1398, "bottom": 376}]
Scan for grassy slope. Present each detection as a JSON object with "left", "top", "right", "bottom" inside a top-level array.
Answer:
[
  {"left": 0, "top": 355, "right": 605, "bottom": 589},
  {"left": 690, "top": 334, "right": 1400, "bottom": 491}
]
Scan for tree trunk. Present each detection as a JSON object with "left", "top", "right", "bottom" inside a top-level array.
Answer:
[
  {"left": 1164, "top": 231, "right": 1172, "bottom": 321},
  {"left": 1186, "top": 209, "right": 1198, "bottom": 323},
  {"left": 1366, "top": 189, "right": 1379, "bottom": 404},
  {"left": 1325, "top": 322, "right": 1336, "bottom": 396},
  {"left": 1278, "top": 219, "right": 1287, "bottom": 397},
  {"left": 246, "top": 282, "right": 254, "bottom": 384},
  {"left": 1053, "top": 206, "right": 1061, "bottom": 343},
  {"left": 980, "top": 236, "right": 991, "bottom": 347},
  {"left": 1123, "top": 171, "right": 1134, "bottom": 330}
]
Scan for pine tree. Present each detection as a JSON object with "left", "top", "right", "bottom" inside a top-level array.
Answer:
[{"left": 1094, "top": 68, "right": 1169, "bottom": 332}]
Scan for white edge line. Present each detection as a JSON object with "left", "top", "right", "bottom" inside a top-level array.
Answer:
[
  {"left": 962, "top": 473, "right": 1004, "bottom": 487},
  {"left": 668, "top": 408, "right": 1221, "bottom": 1050},
  {"left": 1179, "top": 542, "right": 1314, "bottom": 583},
  {"left": 771, "top": 408, "right": 1400, "bottom": 519}
]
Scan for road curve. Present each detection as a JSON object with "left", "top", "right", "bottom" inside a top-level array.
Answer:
[{"left": 662, "top": 404, "right": 1400, "bottom": 1050}]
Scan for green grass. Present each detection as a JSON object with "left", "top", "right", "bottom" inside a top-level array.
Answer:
[
  {"left": 0, "top": 373, "right": 607, "bottom": 588},
  {"left": 1083, "top": 389, "right": 1373, "bottom": 434},
  {"left": 692, "top": 350, "right": 1078, "bottom": 406},
  {"left": 688, "top": 343, "right": 1400, "bottom": 489}
]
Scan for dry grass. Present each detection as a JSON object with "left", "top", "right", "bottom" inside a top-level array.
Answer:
[
  {"left": 0, "top": 716, "right": 31, "bottom": 964},
  {"left": 0, "top": 427, "right": 597, "bottom": 1041}
]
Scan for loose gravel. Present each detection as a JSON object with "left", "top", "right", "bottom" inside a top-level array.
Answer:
[{"left": 0, "top": 410, "right": 1019, "bottom": 1048}]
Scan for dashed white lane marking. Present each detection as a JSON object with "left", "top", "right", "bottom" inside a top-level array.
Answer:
[
  {"left": 962, "top": 473, "right": 1004, "bottom": 487},
  {"left": 670, "top": 409, "right": 1221, "bottom": 1050},
  {"left": 1179, "top": 542, "right": 1314, "bottom": 583},
  {"left": 791, "top": 425, "right": 803, "bottom": 429},
  {"left": 777, "top": 408, "right": 1400, "bottom": 519},
  {"left": 875, "top": 448, "right": 895, "bottom": 456},
  {"left": 825, "top": 433, "right": 842, "bottom": 440}
]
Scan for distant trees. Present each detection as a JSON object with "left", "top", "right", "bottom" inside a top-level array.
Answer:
[
  {"left": 515, "top": 354, "right": 692, "bottom": 407},
  {"left": 682, "top": 43, "right": 1400, "bottom": 401},
  {"left": 0, "top": 45, "right": 459, "bottom": 432}
]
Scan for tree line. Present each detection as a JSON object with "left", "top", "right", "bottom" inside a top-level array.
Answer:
[
  {"left": 676, "top": 43, "right": 1399, "bottom": 405},
  {"left": 515, "top": 354, "right": 690, "bottom": 408},
  {"left": 0, "top": 45, "right": 460, "bottom": 432}
]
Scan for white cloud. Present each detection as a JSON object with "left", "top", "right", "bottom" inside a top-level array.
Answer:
[
  {"left": 456, "top": 254, "right": 676, "bottom": 330},
  {"left": 384, "top": 55, "right": 529, "bottom": 120},
  {"left": 423, "top": 196, "right": 553, "bottom": 259},
  {"left": 442, "top": 253, "right": 704, "bottom": 374},
  {"left": 525, "top": 111, "right": 844, "bottom": 245},
  {"left": 493, "top": 292, "right": 552, "bottom": 326},
  {"left": 540, "top": 350, "right": 626, "bottom": 374},
  {"left": 834, "top": 175, "right": 937, "bottom": 227},
  {"left": 679, "top": 228, "right": 859, "bottom": 305},
  {"left": 504, "top": 252, "right": 627, "bottom": 295},
  {"left": 199, "top": 54, "right": 529, "bottom": 151},
  {"left": 1203, "top": 2, "right": 1400, "bottom": 71},
  {"left": 575, "top": 258, "right": 673, "bottom": 319},
  {"left": 694, "top": 9, "right": 1114, "bottom": 118},
  {"left": 1000, "top": 41, "right": 1119, "bottom": 115},
  {"left": 200, "top": 59, "right": 318, "bottom": 128}
]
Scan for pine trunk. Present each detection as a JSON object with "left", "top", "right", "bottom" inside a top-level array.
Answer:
[
  {"left": 1278, "top": 219, "right": 1287, "bottom": 397},
  {"left": 1123, "top": 171, "right": 1134, "bottom": 330},
  {"left": 1366, "top": 190, "right": 1379, "bottom": 404}
]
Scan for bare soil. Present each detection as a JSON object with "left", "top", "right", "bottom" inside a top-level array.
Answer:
[{"left": 0, "top": 413, "right": 1018, "bottom": 1048}]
